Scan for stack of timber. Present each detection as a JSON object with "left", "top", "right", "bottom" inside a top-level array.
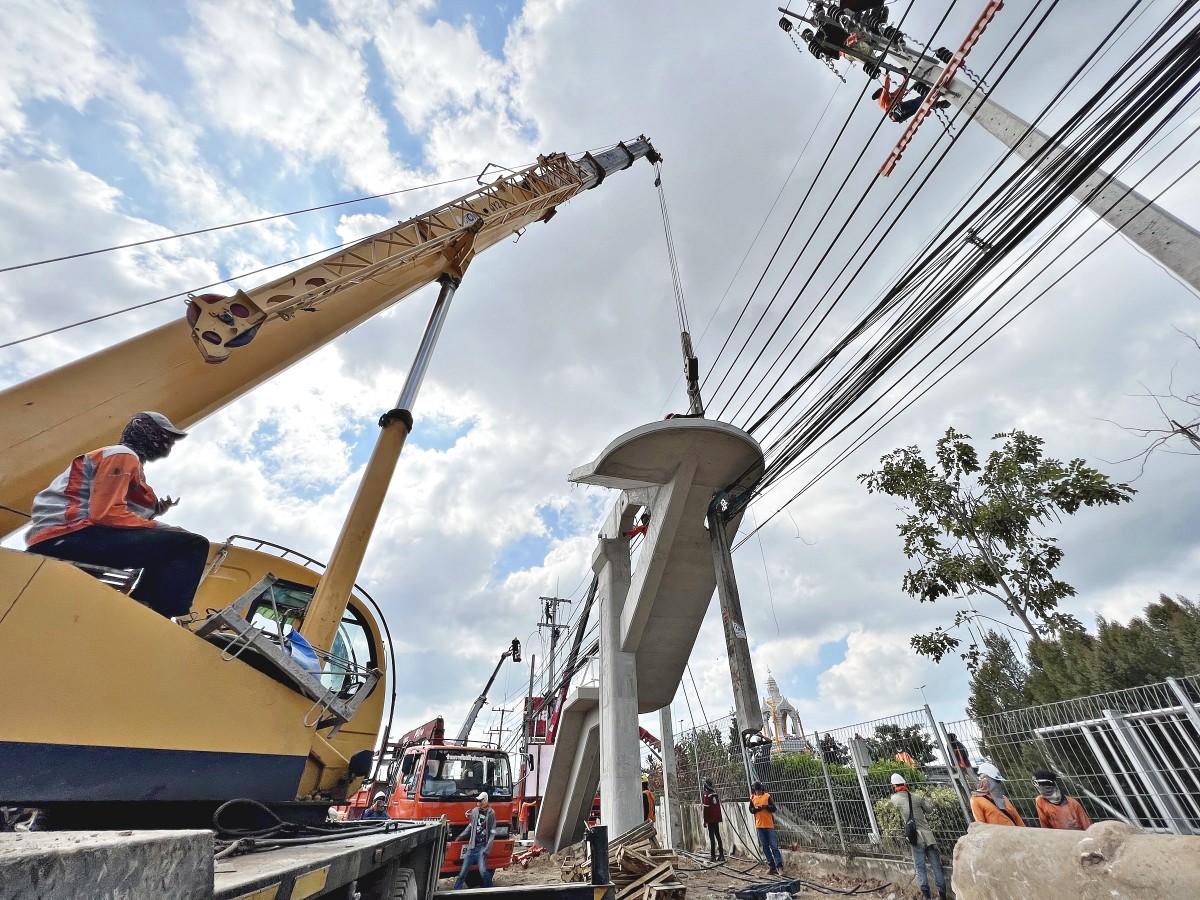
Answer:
[{"left": 560, "top": 822, "right": 685, "bottom": 899}]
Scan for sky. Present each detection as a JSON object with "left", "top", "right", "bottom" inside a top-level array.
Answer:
[{"left": 2, "top": 0, "right": 1200, "bottom": 756}]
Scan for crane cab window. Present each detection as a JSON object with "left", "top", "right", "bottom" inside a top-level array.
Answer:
[
  {"left": 244, "top": 579, "right": 376, "bottom": 693},
  {"left": 419, "top": 750, "right": 512, "bottom": 800}
]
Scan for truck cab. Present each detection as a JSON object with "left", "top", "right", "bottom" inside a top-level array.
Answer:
[{"left": 344, "top": 722, "right": 515, "bottom": 878}]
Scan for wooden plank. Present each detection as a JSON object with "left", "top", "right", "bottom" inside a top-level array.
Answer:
[{"left": 615, "top": 863, "right": 673, "bottom": 900}]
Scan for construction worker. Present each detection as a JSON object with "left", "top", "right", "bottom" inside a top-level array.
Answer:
[
  {"left": 361, "top": 796, "right": 389, "bottom": 820},
  {"left": 701, "top": 777, "right": 725, "bottom": 862},
  {"left": 641, "top": 775, "right": 656, "bottom": 822},
  {"left": 453, "top": 792, "right": 496, "bottom": 889},
  {"left": 520, "top": 797, "right": 538, "bottom": 839},
  {"left": 970, "top": 763, "right": 1025, "bottom": 826},
  {"left": 749, "top": 781, "right": 784, "bottom": 876},
  {"left": 25, "top": 411, "right": 210, "bottom": 618},
  {"left": 894, "top": 749, "right": 916, "bottom": 768},
  {"left": 889, "top": 774, "right": 946, "bottom": 900},
  {"left": 1033, "top": 769, "right": 1093, "bottom": 830},
  {"left": 623, "top": 511, "right": 651, "bottom": 539}
]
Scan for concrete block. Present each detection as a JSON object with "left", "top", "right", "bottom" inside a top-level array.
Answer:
[
  {"left": 952, "top": 820, "right": 1200, "bottom": 899},
  {"left": 0, "top": 829, "right": 214, "bottom": 899}
]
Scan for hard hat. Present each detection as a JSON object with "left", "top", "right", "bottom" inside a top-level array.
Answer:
[
  {"left": 642, "top": 774, "right": 649, "bottom": 783},
  {"left": 977, "top": 762, "right": 1003, "bottom": 781},
  {"left": 890, "top": 773, "right": 906, "bottom": 786},
  {"left": 477, "top": 792, "right": 489, "bottom": 802},
  {"left": 137, "top": 411, "right": 188, "bottom": 437}
]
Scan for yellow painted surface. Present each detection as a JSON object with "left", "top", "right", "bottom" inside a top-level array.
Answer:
[
  {"left": 290, "top": 865, "right": 330, "bottom": 899},
  {"left": 0, "top": 549, "right": 314, "bottom": 755},
  {"left": 0, "top": 551, "right": 43, "bottom": 626}
]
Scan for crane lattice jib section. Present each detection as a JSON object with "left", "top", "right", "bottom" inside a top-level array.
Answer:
[
  {"left": 189, "top": 153, "right": 596, "bottom": 352},
  {"left": 880, "top": 0, "right": 1005, "bottom": 176}
]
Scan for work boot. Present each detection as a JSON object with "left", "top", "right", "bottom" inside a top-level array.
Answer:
[
  {"left": 920, "top": 889, "right": 931, "bottom": 900},
  {"left": 717, "top": 853, "right": 725, "bottom": 863},
  {"left": 767, "top": 867, "right": 779, "bottom": 877}
]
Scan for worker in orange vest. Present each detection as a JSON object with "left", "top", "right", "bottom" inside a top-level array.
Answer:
[{"left": 749, "top": 781, "right": 784, "bottom": 876}]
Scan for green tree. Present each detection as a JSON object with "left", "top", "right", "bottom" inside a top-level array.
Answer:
[
  {"left": 1025, "top": 594, "right": 1200, "bottom": 703},
  {"left": 866, "top": 723, "right": 936, "bottom": 765},
  {"left": 859, "top": 428, "right": 1135, "bottom": 665},
  {"left": 967, "top": 630, "right": 1030, "bottom": 719}
]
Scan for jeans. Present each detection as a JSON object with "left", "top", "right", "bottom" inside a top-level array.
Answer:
[
  {"left": 29, "top": 524, "right": 209, "bottom": 617},
  {"left": 757, "top": 827, "right": 783, "bottom": 869},
  {"left": 707, "top": 821, "right": 725, "bottom": 859},
  {"left": 911, "top": 844, "right": 945, "bottom": 894},
  {"left": 453, "top": 847, "right": 492, "bottom": 889}
]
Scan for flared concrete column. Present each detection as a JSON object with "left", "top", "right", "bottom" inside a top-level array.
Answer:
[{"left": 594, "top": 535, "right": 642, "bottom": 837}]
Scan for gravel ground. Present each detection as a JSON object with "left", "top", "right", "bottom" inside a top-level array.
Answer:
[{"left": 442, "top": 847, "right": 921, "bottom": 900}]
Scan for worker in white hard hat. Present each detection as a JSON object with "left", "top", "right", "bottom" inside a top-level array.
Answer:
[
  {"left": 26, "top": 411, "right": 210, "bottom": 617},
  {"left": 888, "top": 773, "right": 946, "bottom": 900},
  {"left": 453, "top": 792, "right": 496, "bottom": 889},
  {"left": 970, "top": 763, "right": 1025, "bottom": 826}
]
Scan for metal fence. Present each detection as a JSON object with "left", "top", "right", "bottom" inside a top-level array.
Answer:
[
  {"left": 942, "top": 674, "right": 1200, "bottom": 836},
  {"left": 669, "top": 673, "right": 1200, "bottom": 861}
]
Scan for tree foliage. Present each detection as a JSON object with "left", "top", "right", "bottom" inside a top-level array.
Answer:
[
  {"left": 859, "top": 428, "right": 1135, "bottom": 665},
  {"left": 968, "top": 595, "right": 1200, "bottom": 716},
  {"left": 865, "top": 723, "right": 936, "bottom": 765}
]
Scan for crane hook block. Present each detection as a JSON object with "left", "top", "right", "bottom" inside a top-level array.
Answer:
[{"left": 187, "top": 290, "right": 268, "bottom": 364}]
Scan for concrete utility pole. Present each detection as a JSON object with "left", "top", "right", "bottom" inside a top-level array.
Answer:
[
  {"left": 539, "top": 595, "right": 572, "bottom": 701},
  {"left": 707, "top": 504, "right": 766, "bottom": 747},
  {"left": 888, "top": 58, "right": 1200, "bottom": 296}
]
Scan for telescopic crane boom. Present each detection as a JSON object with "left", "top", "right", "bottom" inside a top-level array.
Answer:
[{"left": 456, "top": 638, "right": 521, "bottom": 744}]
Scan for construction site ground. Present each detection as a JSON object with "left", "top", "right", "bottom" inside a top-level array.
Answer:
[{"left": 453, "top": 848, "right": 921, "bottom": 899}]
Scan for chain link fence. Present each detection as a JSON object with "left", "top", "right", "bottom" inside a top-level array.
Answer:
[{"left": 669, "top": 673, "right": 1200, "bottom": 861}]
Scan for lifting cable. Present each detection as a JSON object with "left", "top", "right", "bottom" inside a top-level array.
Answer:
[{"left": 653, "top": 161, "right": 705, "bottom": 415}]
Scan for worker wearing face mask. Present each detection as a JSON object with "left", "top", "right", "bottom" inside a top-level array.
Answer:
[{"left": 1032, "top": 769, "right": 1093, "bottom": 830}]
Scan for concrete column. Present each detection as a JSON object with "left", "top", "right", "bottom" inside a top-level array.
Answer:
[
  {"left": 594, "top": 535, "right": 642, "bottom": 837},
  {"left": 658, "top": 704, "right": 683, "bottom": 848}
]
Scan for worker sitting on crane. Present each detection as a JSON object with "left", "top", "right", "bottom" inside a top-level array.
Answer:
[
  {"left": 872, "top": 74, "right": 950, "bottom": 123},
  {"left": 25, "top": 411, "right": 210, "bottom": 618}
]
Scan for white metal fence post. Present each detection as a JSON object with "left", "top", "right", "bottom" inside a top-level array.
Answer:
[{"left": 812, "top": 730, "right": 847, "bottom": 852}]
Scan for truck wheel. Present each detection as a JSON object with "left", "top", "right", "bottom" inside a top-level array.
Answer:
[
  {"left": 357, "top": 863, "right": 418, "bottom": 900},
  {"left": 387, "top": 867, "right": 418, "bottom": 900}
]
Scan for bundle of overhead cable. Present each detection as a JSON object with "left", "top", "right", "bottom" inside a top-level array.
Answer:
[{"left": 725, "top": 0, "right": 1200, "bottom": 512}]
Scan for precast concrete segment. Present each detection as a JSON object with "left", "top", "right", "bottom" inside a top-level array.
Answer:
[
  {"left": 534, "top": 687, "right": 601, "bottom": 851},
  {"left": 952, "top": 820, "right": 1200, "bottom": 899},
  {"left": 0, "top": 830, "right": 214, "bottom": 899},
  {"left": 569, "top": 420, "right": 764, "bottom": 713}
]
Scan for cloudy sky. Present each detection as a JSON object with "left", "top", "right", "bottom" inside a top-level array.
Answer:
[{"left": 2, "top": 0, "right": 1199, "bottom": 754}]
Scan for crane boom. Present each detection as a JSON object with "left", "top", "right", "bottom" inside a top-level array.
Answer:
[
  {"left": 0, "top": 138, "right": 659, "bottom": 539},
  {"left": 455, "top": 638, "right": 521, "bottom": 745}
]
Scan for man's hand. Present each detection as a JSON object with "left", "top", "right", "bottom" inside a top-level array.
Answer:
[{"left": 154, "top": 495, "right": 180, "bottom": 517}]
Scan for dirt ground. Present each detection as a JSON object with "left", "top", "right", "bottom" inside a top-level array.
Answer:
[{"left": 445, "top": 847, "right": 921, "bottom": 900}]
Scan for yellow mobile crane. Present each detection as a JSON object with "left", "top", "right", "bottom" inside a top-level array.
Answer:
[{"left": 0, "top": 138, "right": 658, "bottom": 841}]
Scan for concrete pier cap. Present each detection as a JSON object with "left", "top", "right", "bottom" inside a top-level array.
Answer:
[{"left": 569, "top": 418, "right": 764, "bottom": 712}]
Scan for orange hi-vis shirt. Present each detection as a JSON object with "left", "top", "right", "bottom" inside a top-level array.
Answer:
[
  {"left": 876, "top": 74, "right": 906, "bottom": 112},
  {"left": 1036, "top": 795, "right": 1093, "bottom": 830},
  {"left": 751, "top": 792, "right": 775, "bottom": 829},
  {"left": 27, "top": 445, "right": 161, "bottom": 546}
]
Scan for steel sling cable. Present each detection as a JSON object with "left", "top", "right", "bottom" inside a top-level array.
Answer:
[{"left": 748, "top": 4, "right": 1200, "bottom": 500}]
